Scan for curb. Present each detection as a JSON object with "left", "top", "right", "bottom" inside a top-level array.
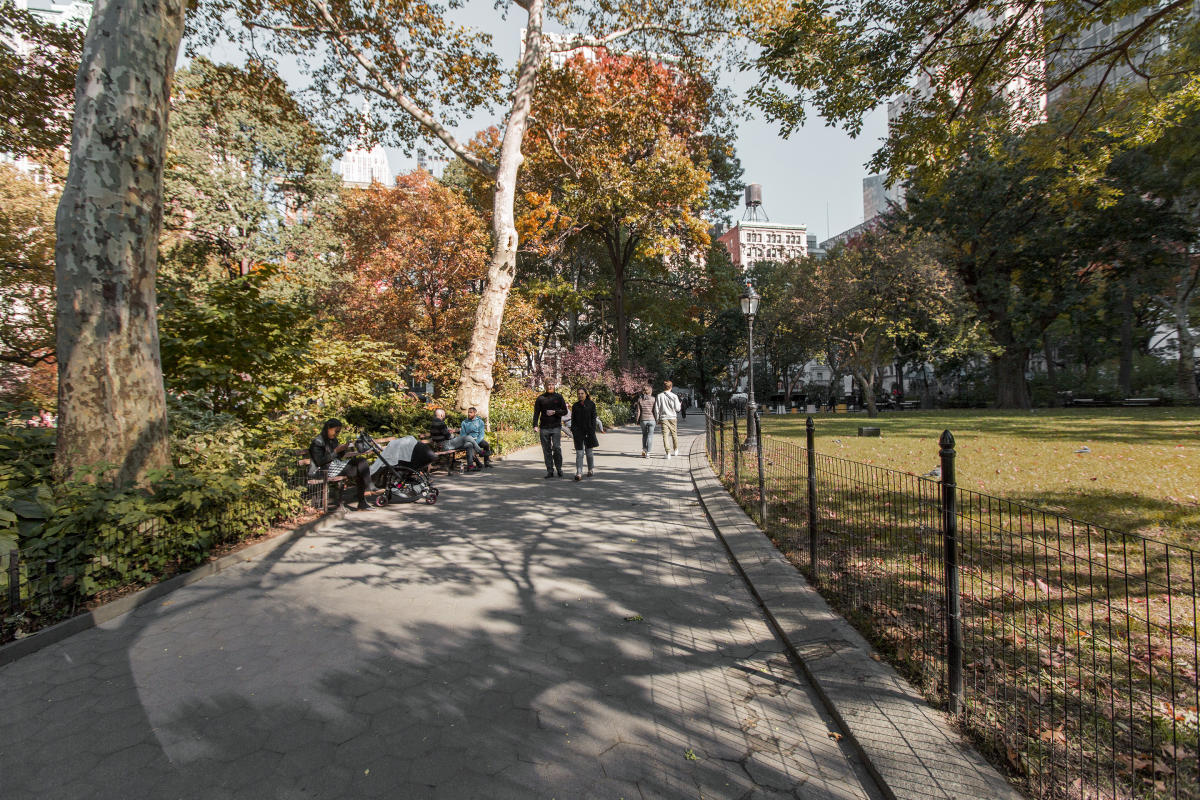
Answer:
[
  {"left": 0, "top": 507, "right": 347, "bottom": 668},
  {"left": 687, "top": 437, "right": 1023, "bottom": 800}
]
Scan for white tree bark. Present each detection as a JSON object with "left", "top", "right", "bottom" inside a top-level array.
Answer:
[
  {"left": 454, "top": 0, "right": 546, "bottom": 418},
  {"left": 54, "top": 0, "right": 185, "bottom": 484}
]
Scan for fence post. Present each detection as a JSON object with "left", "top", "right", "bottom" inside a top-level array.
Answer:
[
  {"left": 806, "top": 416, "right": 818, "bottom": 574},
  {"left": 732, "top": 415, "right": 740, "bottom": 502},
  {"left": 755, "top": 408, "right": 766, "bottom": 524},
  {"left": 940, "top": 429, "right": 963, "bottom": 716}
]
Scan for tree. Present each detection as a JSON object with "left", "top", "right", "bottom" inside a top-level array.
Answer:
[
  {"left": 54, "top": 0, "right": 187, "bottom": 485},
  {"left": 749, "top": 0, "right": 1200, "bottom": 181},
  {"left": 158, "top": 267, "right": 314, "bottom": 418},
  {"left": 0, "top": 0, "right": 82, "bottom": 157},
  {"left": 162, "top": 58, "right": 340, "bottom": 280},
  {"left": 521, "top": 53, "right": 729, "bottom": 367},
  {"left": 0, "top": 165, "right": 58, "bottom": 371},
  {"left": 901, "top": 139, "right": 1134, "bottom": 408},
  {"left": 199, "top": 0, "right": 743, "bottom": 417},
  {"left": 793, "top": 226, "right": 963, "bottom": 417},
  {"left": 335, "top": 172, "right": 489, "bottom": 391}
]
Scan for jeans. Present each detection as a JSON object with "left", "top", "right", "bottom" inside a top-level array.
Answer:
[
  {"left": 539, "top": 427, "right": 563, "bottom": 473},
  {"left": 660, "top": 418, "right": 678, "bottom": 453},
  {"left": 575, "top": 447, "right": 594, "bottom": 475},
  {"left": 640, "top": 421, "right": 656, "bottom": 453},
  {"left": 444, "top": 434, "right": 480, "bottom": 466}
]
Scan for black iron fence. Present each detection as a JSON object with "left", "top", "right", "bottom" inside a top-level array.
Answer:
[
  {"left": 705, "top": 404, "right": 1199, "bottom": 800},
  {"left": 1, "top": 460, "right": 325, "bottom": 644}
]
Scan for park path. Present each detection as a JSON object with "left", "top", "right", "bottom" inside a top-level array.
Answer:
[{"left": 0, "top": 418, "right": 882, "bottom": 799}]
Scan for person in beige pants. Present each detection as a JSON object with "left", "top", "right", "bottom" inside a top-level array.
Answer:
[{"left": 654, "top": 380, "right": 682, "bottom": 459}]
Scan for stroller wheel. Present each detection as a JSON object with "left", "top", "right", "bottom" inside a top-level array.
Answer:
[
  {"left": 425, "top": 488, "right": 440, "bottom": 505},
  {"left": 373, "top": 494, "right": 389, "bottom": 508}
]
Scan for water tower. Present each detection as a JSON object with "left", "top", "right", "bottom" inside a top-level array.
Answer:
[{"left": 743, "top": 183, "right": 769, "bottom": 221}]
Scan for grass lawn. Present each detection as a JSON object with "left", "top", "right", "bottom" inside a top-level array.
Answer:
[{"left": 762, "top": 407, "right": 1200, "bottom": 543}]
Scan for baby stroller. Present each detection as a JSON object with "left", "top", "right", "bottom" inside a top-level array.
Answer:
[{"left": 358, "top": 433, "right": 440, "bottom": 506}]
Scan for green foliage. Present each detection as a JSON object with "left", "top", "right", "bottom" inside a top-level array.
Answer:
[
  {"left": 162, "top": 57, "right": 341, "bottom": 287},
  {"left": 1, "top": 402, "right": 306, "bottom": 637},
  {"left": 0, "top": 0, "right": 82, "bottom": 156},
  {"left": 158, "top": 266, "right": 315, "bottom": 419}
]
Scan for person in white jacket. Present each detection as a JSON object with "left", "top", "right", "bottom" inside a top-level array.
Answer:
[{"left": 654, "top": 380, "right": 682, "bottom": 459}]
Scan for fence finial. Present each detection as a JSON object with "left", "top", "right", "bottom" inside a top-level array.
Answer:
[{"left": 939, "top": 429, "right": 955, "bottom": 453}]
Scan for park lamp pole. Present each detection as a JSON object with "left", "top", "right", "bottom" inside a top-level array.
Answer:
[{"left": 741, "top": 283, "right": 760, "bottom": 451}]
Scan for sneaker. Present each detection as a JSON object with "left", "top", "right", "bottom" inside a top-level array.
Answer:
[
  {"left": 574, "top": 474, "right": 582, "bottom": 481},
  {"left": 642, "top": 451, "right": 648, "bottom": 459},
  {"left": 354, "top": 504, "right": 374, "bottom": 512},
  {"left": 587, "top": 470, "right": 593, "bottom": 477},
  {"left": 672, "top": 449, "right": 680, "bottom": 457},
  {"left": 557, "top": 470, "right": 564, "bottom": 477},
  {"left": 666, "top": 453, "right": 672, "bottom": 461}
]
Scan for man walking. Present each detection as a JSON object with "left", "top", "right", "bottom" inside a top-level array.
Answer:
[
  {"left": 533, "top": 381, "right": 569, "bottom": 478},
  {"left": 655, "top": 380, "right": 682, "bottom": 459},
  {"left": 634, "top": 383, "right": 656, "bottom": 458}
]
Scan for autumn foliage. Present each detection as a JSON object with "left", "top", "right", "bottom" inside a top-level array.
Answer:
[{"left": 335, "top": 171, "right": 488, "bottom": 389}]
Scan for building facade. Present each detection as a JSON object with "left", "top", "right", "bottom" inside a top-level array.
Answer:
[{"left": 718, "top": 221, "right": 809, "bottom": 269}]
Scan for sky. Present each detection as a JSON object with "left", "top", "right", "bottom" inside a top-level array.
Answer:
[{"left": 204, "top": 4, "right": 889, "bottom": 243}]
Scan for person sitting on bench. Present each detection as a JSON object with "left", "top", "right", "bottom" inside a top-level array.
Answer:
[
  {"left": 458, "top": 406, "right": 492, "bottom": 467},
  {"left": 308, "top": 418, "right": 373, "bottom": 511},
  {"left": 428, "top": 408, "right": 482, "bottom": 471}
]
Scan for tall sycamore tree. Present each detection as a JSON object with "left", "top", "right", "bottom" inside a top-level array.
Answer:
[
  {"left": 54, "top": 0, "right": 187, "bottom": 484},
  {"left": 198, "top": 0, "right": 753, "bottom": 417}
]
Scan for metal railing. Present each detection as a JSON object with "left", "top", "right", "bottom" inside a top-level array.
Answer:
[{"left": 705, "top": 404, "right": 1200, "bottom": 800}]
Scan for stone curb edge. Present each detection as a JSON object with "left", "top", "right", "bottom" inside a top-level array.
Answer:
[
  {"left": 0, "top": 507, "right": 348, "bottom": 668},
  {"left": 686, "top": 435, "right": 1023, "bottom": 800}
]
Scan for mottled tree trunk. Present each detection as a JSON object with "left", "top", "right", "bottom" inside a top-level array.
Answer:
[
  {"left": 992, "top": 347, "right": 1032, "bottom": 409},
  {"left": 54, "top": 0, "right": 185, "bottom": 485},
  {"left": 455, "top": 0, "right": 545, "bottom": 418}
]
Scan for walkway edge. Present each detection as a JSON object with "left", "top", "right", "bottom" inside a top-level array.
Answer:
[
  {"left": 687, "top": 438, "right": 1024, "bottom": 800},
  {"left": 0, "top": 507, "right": 347, "bottom": 667}
]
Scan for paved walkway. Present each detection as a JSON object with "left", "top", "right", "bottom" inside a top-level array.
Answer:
[{"left": 0, "top": 418, "right": 883, "bottom": 799}]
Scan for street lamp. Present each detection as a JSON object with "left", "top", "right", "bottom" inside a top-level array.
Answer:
[{"left": 741, "top": 283, "right": 760, "bottom": 451}]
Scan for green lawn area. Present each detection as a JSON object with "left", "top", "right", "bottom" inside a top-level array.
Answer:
[{"left": 761, "top": 407, "right": 1200, "bottom": 543}]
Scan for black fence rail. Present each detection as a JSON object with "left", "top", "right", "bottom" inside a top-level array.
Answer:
[
  {"left": 705, "top": 404, "right": 1199, "bottom": 800},
  {"left": 1, "top": 459, "right": 326, "bottom": 644}
]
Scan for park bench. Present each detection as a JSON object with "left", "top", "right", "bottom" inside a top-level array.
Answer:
[
  {"left": 1122, "top": 397, "right": 1162, "bottom": 407},
  {"left": 899, "top": 400, "right": 920, "bottom": 410}
]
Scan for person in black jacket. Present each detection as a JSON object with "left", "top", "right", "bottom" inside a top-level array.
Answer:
[
  {"left": 532, "top": 381, "right": 569, "bottom": 478},
  {"left": 569, "top": 388, "right": 605, "bottom": 481},
  {"left": 308, "top": 419, "right": 373, "bottom": 511}
]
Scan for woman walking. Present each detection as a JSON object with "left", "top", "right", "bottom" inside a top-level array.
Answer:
[{"left": 570, "top": 388, "right": 605, "bottom": 481}]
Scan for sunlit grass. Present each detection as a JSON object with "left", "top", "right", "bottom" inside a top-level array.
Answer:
[{"left": 761, "top": 408, "right": 1200, "bottom": 542}]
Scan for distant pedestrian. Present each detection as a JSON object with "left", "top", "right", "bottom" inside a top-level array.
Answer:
[
  {"left": 655, "top": 380, "right": 682, "bottom": 459},
  {"left": 634, "top": 383, "right": 656, "bottom": 458},
  {"left": 533, "top": 382, "right": 569, "bottom": 478},
  {"left": 569, "top": 387, "right": 604, "bottom": 481}
]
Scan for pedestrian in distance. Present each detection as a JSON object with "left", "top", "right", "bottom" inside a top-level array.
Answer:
[
  {"left": 533, "top": 381, "right": 569, "bottom": 478},
  {"left": 569, "top": 387, "right": 605, "bottom": 481},
  {"left": 308, "top": 418, "right": 373, "bottom": 511},
  {"left": 634, "top": 383, "right": 656, "bottom": 458},
  {"left": 459, "top": 406, "right": 492, "bottom": 468},
  {"left": 655, "top": 380, "right": 682, "bottom": 459}
]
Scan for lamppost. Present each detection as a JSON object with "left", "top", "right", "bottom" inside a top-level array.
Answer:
[{"left": 741, "top": 283, "right": 760, "bottom": 451}]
